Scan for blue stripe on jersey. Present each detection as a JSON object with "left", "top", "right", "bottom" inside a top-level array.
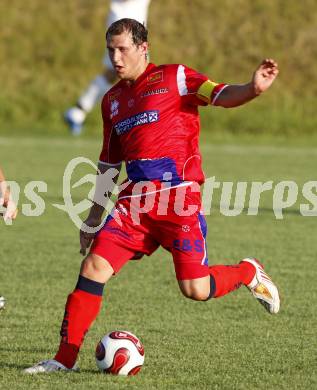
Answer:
[
  {"left": 198, "top": 212, "right": 209, "bottom": 266},
  {"left": 126, "top": 158, "right": 181, "bottom": 184}
]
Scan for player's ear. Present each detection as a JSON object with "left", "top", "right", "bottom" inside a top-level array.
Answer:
[{"left": 139, "top": 41, "right": 148, "bottom": 57}]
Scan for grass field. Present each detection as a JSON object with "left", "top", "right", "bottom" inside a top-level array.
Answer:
[{"left": 0, "top": 134, "right": 317, "bottom": 389}]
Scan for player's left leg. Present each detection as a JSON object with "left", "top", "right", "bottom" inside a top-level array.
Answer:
[
  {"left": 177, "top": 258, "right": 280, "bottom": 314},
  {"left": 176, "top": 260, "right": 256, "bottom": 301},
  {"left": 170, "top": 213, "right": 280, "bottom": 313}
]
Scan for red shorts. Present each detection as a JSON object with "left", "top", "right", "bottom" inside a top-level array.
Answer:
[{"left": 91, "top": 185, "right": 209, "bottom": 280}]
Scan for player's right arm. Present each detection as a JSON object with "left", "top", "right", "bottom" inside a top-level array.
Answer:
[
  {"left": 83, "top": 161, "right": 122, "bottom": 227},
  {"left": 80, "top": 97, "right": 123, "bottom": 255}
]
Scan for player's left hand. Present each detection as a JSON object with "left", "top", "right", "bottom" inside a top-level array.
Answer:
[{"left": 252, "top": 58, "right": 279, "bottom": 95}]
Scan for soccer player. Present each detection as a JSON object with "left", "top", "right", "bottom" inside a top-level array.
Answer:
[
  {"left": 64, "top": 0, "right": 151, "bottom": 135},
  {"left": 25, "top": 18, "right": 280, "bottom": 373}
]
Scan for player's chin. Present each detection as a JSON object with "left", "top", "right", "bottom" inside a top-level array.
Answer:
[{"left": 114, "top": 67, "right": 125, "bottom": 77}]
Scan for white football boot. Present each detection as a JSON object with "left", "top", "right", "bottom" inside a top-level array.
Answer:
[
  {"left": 241, "top": 257, "right": 280, "bottom": 314},
  {"left": 24, "top": 359, "right": 79, "bottom": 374}
]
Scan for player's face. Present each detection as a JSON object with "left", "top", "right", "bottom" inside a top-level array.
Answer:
[{"left": 107, "top": 31, "right": 148, "bottom": 81}]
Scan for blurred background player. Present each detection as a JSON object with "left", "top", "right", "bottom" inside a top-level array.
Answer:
[
  {"left": 0, "top": 165, "right": 18, "bottom": 310},
  {"left": 64, "top": 0, "right": 151, "bottom": 135}
]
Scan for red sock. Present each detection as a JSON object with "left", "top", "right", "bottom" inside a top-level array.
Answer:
[
  {"left": 54, "top": 276, "right": 104, "bottom": 368},
  {"left": 209, "top": 262, "right": 255, "bottom": 298}
]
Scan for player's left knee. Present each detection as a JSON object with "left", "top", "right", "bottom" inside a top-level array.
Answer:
[
  {"left": 178, "top": 275, "right": 214, "bottom": 301},
  {"left": 180, "top": 286, "right": 210, "bottom": 301}
]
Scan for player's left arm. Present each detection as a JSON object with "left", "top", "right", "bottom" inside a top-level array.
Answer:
[{"left": 213, "top": 59, "right": 279, "bottom": 108}]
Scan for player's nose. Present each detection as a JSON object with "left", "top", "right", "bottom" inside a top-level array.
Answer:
[{"left": 112, "top": 49, "right": 121, "bottom": 64}]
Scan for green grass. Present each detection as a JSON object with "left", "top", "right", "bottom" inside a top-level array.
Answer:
[{"left": 1, "top": 134, "right": 317, "bottom": 389}]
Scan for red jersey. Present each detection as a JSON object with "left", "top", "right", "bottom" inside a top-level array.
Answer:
[{"left": 99, "top": 63, "right": 226, "bottom": 186}]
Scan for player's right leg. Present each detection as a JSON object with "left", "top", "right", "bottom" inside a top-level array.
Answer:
[
  {"left": 24, "top": 203, "right": 155, "bottom": 374},
  {"left": 24, "top": 253, "right": 114, "bottom": 374}
]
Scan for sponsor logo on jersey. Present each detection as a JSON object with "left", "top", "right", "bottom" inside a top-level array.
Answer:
[
  {"left": 141, "top": 87, "right": 169, "bottom": 98},
  {"left": 147, "top": 70, "right": 163, "bottom": 84},
  {"left": 114, "top": 110, "right": 159, "bottom": 135},
  {"left": 108, "top": 88, "right": 122, "bottom": 102}
]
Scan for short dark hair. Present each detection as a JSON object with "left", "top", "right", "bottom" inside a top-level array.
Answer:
[{"left": 106, "top": 18, "right": 148, "bottom": 46}]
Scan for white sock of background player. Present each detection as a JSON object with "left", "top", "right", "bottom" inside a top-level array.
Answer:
[{"left": 77, "top": 74, "right": 112, "bottom": 115}]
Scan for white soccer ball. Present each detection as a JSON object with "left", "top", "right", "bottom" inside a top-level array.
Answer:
[
  {"left": 0, "top": 296, "right": 5, "bottom": 310},
  {"left": 95, "top": 330, "right": 144, "bottom": 375}
]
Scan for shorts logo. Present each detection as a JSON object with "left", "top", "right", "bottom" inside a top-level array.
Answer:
[
  {"left": 182, "top": 225, "right": 191, "bottom": 232},
  {"left": 141, "top": 87, "right": 169, "bottom": 98},
  {"left": 114, "top": 110, "right": 159, "bottom": 135},
  {"left": 173, "top": 239, "right": 204, "bottom": 253},
  {"left": 147, "top": 70, "right": 163, "bottom": 84}
]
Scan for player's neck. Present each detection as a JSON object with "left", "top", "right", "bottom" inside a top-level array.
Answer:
[{"left": 125, "top": 61, "right": 149, "bottom": 86}]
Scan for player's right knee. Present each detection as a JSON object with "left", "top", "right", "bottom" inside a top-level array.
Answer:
[{"left": 80, "top": 254, "right": 114, "bottom": 283}]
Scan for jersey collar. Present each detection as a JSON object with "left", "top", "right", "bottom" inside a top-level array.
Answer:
[{"left": 124, "top": 63, "right": 156, "bottom": 87}]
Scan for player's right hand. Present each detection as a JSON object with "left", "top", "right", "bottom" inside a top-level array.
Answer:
[{"left": 79, "top": 217, "right": 102, "bottom": 256}]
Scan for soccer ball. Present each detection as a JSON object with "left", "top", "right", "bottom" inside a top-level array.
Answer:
[{"left": 95, "top": 330, "right": 144, "bottom": 375}]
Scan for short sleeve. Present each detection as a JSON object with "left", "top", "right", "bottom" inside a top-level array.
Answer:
[
  {"left": 99, "top": 96, "right": 123, "bottom": 165},
  {"left": 176, "top": 64, "right": 227, "bottom": 106}
]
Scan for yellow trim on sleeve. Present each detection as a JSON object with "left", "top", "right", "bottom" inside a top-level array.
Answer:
[{"left": 197, "top": 80, "right": 219, "bottom": 104}]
